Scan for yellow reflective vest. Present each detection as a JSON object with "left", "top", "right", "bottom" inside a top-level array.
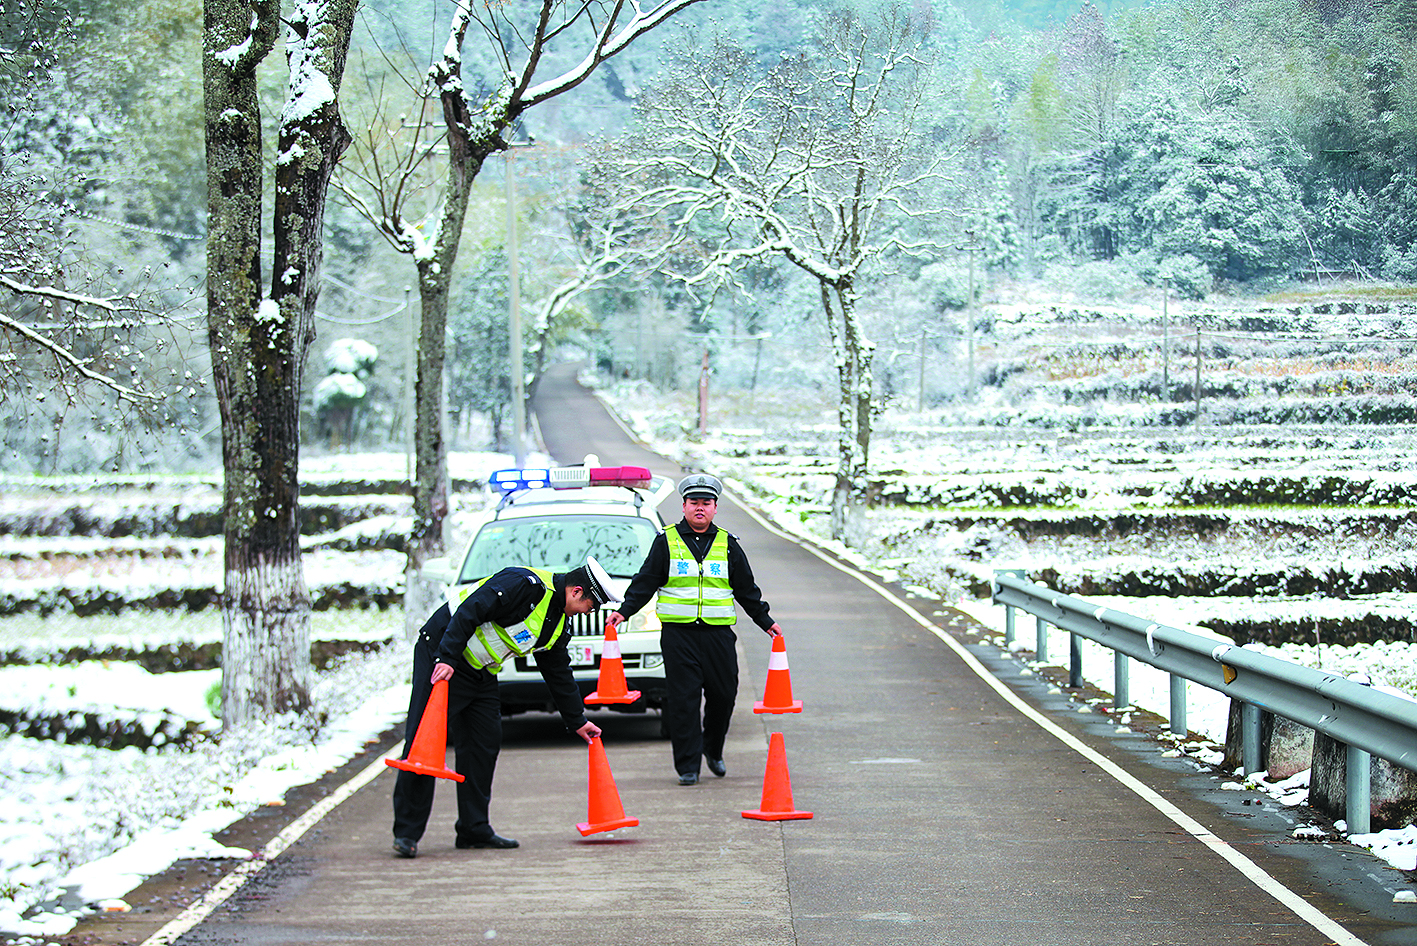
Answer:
[
  {"left": 657, "top": 527, "right": 736, "bottom": 625},
  {"left": 445, "top": 568, "right": 564, "bottom": 673}
]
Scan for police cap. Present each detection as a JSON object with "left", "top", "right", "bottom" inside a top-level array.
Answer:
[
  {"left": 582, "top": 556, "right": 622, "bottom": 607},
  {"left": 677, "top": 473, "right": 722, "bottom": 501}
]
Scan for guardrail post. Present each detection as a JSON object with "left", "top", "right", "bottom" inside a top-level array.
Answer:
[
  {"left": 1241, "top": 702, "right": 1262, "bottom": 774},
  {"left": 1036, "top": 616, "right": 1049, "bottom": 662},
  {"left": 1169, "top": 674, "right": 1187, "bottom": 736},
  {"left": 1114, "top": 651, "right": 1129, "bottom": 710},
  {"left": 1346, "top": 744, "right": 1371, "bottom": 835},
  {"left": 1069, "top": 633, "right": 1083, "bottom": 689},
  {"left": 994, "top": 569, "right": 1024, "bottom": 647}
]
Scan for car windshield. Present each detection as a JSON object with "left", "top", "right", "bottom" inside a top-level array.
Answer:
[{"left": 459, "top": 514, "right": 659, "bottom": 582}]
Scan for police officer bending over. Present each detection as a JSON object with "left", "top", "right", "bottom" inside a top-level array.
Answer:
[
  {"left": 391, "top": 557, "right": 619, "bottom": 858},
  {"left": 607, "top": 473, "right": 782, "bottom": 786}
]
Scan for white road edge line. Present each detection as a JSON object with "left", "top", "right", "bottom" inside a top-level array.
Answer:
[
  {"left": 731, "top": 496, "right": 1369, "bottom": 946},
  {"left": 139, "top": 746, "right": 401, "bottom": 946}
]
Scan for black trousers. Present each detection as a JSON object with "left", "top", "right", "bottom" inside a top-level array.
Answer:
[
  {"left": 391, "top": 622, "right": 502, "bottom": 844},
  {"left": 661, "top": 622, "right": 739, "bottom": 776}
]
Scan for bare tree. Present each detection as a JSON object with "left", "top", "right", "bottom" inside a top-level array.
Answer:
[
  {"left": 204, "top": 0, "right": 358, "bottom": 727},
  {"left": 607, "top": 9, "right": 955, "bottom": 540},
  {"left": 525, "top": 175, "right": 674, "bottom": 398},
  {"left": 1, "top": 3, "right": 198, "bottom": 459},
  {"left": 335, "top": 0, "right": 705, "bottom": 631}
]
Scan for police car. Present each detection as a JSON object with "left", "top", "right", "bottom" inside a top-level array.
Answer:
[{"left": 424, "top": 460, "right": 673, "bottom": 726}]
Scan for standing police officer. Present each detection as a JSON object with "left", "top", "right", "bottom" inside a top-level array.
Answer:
[
  {"left": 607, "top": 474, "right": 782, "bottom": 785},
  {"left": 391, "top": 557, "right": 619, "bottom": 857}
]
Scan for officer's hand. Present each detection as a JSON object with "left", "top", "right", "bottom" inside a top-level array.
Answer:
[
  {"left": 575, "top": 721, "right": 602, "bottom": 744},
  {"left": 430, "top": 662, "right": 455, "bottom": 685},
  {"left": 604, "top": 611, "right": 625, "bottom": 629},
  {"left": 766, "top": 623, "right": 782, "bottom": 639}
]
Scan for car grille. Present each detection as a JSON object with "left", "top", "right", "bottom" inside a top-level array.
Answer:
[{"left": 565, "top": 607, "right": 609, "bottom": 638}]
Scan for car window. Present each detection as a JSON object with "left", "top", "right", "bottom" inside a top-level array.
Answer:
[{"left": 460, "top": 514, "right": 660, "bottom": 581}]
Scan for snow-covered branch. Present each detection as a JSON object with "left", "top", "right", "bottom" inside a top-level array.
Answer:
[
  {"left": 0, "top": 275, "right": 134, "bottom": 313},
  {"left": 521, "top": 0, "right": 706, "bottom": 106},
  {"left": 0, "top": 309, "right": 157, "bottom": 403}
]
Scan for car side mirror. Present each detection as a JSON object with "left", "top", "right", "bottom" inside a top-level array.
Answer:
[{"left": 419, "top": 557, "right": 457, "bottom": 585}]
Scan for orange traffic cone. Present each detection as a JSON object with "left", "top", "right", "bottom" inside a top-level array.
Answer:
[
  {"left": 584, "top": 624, "right": 641, "bottom": 705},
  {"left": 753, "top": 633, "right": 802, "bottom": 714},
  {"left": 742, "top": 732, "right": 812, "bottom": 821},
  {"left": 385, "top": 679, "right": 465, "bottom": 782},
  {"left": 577, "top": 736, "right": 639, "bottom": 837}
]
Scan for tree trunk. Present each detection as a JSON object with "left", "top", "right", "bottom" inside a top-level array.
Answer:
[
  {"left": 204, "top": 0, "right": 356, "bottom": 727},
  {"left": 401, "top": 67, "right": 496, "bottom": 636},
  {"left": 841, "top": 282, "right": 873, "bottom": 505},
  {"left": 404, "top": 258, "right": 456, "bottom": 635},
  {"left": 824, "top": 280, "right": 873, "bottom": 542}
]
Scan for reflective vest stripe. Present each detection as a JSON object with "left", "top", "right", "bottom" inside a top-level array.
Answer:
[
  {"left": 657, "top": 529, "right": 735, "bottom": 626},
  {"left": 445, "top": 568, "right": 564, "bottom": 674}
]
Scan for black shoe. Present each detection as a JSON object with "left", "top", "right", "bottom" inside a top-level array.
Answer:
[
  {"left": 678, "top": 772, "right": 699, "bottom": 786},
  {"left": 392, "top": 838, "right": 417, "bottom": 859},
  {"left": 456, "top": 832, "right": 520, "bottom": 849},
  {"left": 706, "top": 757, "right": 726, "bottom": 778}
]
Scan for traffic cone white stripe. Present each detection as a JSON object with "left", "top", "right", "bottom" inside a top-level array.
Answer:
[
  {"left": 585, "top": 623, "right": 641, "bottom": 705},
  {"left": 754, "top": 633, "right": 802, "bottom": 714}
]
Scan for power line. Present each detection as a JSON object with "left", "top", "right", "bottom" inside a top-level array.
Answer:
[
  {"left": 316, "top": 274, "right": 414, "bottom": 326},
  {"left": 323, "top": 272, "right": 409, "bottom": 304},
  {"left": 65, "top": 207, "right": 204, "bottom": 242}
]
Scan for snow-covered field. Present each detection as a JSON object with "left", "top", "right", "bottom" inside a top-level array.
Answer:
[{"left": 3, "top": 363, "right": 1417, "bottom": 938}]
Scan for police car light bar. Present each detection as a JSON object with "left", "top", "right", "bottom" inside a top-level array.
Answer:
[{"left": 491, "top": 465, "right": 652, "bottom": 492}]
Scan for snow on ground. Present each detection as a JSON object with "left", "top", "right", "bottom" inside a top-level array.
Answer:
[{"left": 0, "top": 637, "right": 412, "bottom": 938}]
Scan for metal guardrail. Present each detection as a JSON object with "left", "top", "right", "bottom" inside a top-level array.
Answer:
[{"left": 992, "top": 570, "right": 1417, "bottom": 834}]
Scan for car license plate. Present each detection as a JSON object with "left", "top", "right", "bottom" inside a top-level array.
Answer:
[{"left": 569, "top": 643, "right": 595, "bottom": 667}]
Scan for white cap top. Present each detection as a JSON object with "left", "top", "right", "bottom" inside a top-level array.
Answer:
[
  {"left": 677, "top": 473, "right": 722, "bottom": 500},
  {"left": 583, "top": 556, "right": 622, "bottom": 606}
]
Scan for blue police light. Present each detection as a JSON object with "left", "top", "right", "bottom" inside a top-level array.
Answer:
[{"left": 490, "top": 468, "right": 552, "bottom": 492}]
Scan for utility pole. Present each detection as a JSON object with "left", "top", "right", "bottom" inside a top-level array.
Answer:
[
  {"left": 504, "top": 137, "right": 534, "bottom": 467},
  {"left": 1161, "top": 277, "right": 1170, "bottom": 402},
  {"left": 1194, "top": 328, "right": 1202, "bottom": 424},
  {"left": 750, "top": 332, "right": 769, "bottom": 412},
  {"left": 955, "top": 230, "right": 984, "bottom": 401},
  {"left": 404, "top": 286, "right": 414, "bottom": 483},
  {"left": 918, "top": 328, "right": 927, "bottom": 412},
  {"left": 697, "top": 345, "right": 710, "bottom": 434}
]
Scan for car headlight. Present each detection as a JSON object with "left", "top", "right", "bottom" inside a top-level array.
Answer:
[
  {"left": 627, "top": 610, "right": 662, "bottom": 632},
  {"left": 642, "top": 653, "right": 664, "bottom": 670}
]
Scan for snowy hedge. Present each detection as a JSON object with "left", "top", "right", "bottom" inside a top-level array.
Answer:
[{"left": 864, "top": 472, "right": 1417, "bottom": 508}]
